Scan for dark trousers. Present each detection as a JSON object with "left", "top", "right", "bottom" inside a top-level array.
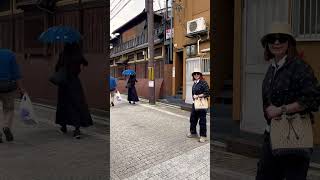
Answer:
[
  {"left": 256, "top": 132, "right": 310, "bottom": 180},
  {"left": 189, "top": 104, "right": 207, "bottom": 137}
]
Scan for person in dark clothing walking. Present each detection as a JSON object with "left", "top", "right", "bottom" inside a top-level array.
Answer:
[
  {"left": 126, "top": 74, "right": 139, "bottom": 104},
  {"left": 187, "top": 68, "right": 210, "bottom": 143},
  {"left": 256, "top": 23, "right": 320, "bottom": 180},
  {"left": 54, "top": 43, "right": 93, "bottom": 139}
]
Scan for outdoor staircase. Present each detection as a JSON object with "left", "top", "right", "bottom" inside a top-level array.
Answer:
[{"left": 214, "top": 79, "right": 233, "bottom": 104}]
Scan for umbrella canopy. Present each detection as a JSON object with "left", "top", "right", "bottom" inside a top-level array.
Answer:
[
  {"left": 109, "top": 76, "right": 117, "bottom": 90},
  {"left": 122, "top": 69, "right": 136, "bottom": 76},
  {"left": 38, "top": 25, "right": 81, "bottom": 44}
]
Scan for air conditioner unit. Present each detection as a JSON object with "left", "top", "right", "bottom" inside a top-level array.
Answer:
[{"left": 187, "top": 17, "right": 206, "bottom": 35}]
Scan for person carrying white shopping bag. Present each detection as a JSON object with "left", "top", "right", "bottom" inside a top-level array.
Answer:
[
  {"left": 115, "top": 91, "right": 122, "bottom": 101},
  {"left": 0, "top": 49, "right": 25, "bottom": 143},
  {"left": 19, "top": 93, "right": 38, "bottom": 125}
]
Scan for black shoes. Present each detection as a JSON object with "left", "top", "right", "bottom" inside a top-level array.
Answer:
[
  {"left": 111, "top": 102, "right": 114, "bottom": 106},
  {"left": 73, "top": 129, "right": 81, "bottom": 139},
  {"left": 3, "top": 127, "right": 13, "bottom": 142},
  {"left": 60, "top": 125, "right": 67, "bottom": 134}
]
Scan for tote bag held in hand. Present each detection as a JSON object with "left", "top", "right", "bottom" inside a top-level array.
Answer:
[
  {"left": 49, "top": 67, "right": 67, "bottom": 86},
  {"left": 194, "top": 97, "right": 209, "bottom": 110},
  {"left": 270, "top": 113, "right": 313, "bottom": 156},
  {"left": 19, "top": 93, "right": 38, "bottom": 125}
]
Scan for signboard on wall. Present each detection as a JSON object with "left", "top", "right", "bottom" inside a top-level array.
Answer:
[{"left": 166, "top": 28, "right": 174, "bottom": 39}]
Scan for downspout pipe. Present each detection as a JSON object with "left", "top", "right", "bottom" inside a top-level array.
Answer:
[{"left": 197, "top": 35, "right": 202, "bottom": 55}]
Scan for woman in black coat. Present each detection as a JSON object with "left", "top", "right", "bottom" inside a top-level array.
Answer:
[
  {"left": 54, "top": 43, "right": 93, "bottom": 139},
  {"left": 186, "top": 68, "right": 210, "bottom": 143},
  {"left": 126, "top": 74, "right": 139, "bottom": 104},
  {"left": 256, "top": 23, "right": 320, "bottom": 180}
]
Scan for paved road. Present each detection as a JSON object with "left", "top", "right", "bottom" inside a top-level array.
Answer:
[
  {"left": 211, "top": 145, "right": 320, "bottom": 180},
  {"left": 110, "top": 97, "right": 210, "bottom": 180},
  {"left": 0, "top": 103, "right": 109, "bottom": 180}
]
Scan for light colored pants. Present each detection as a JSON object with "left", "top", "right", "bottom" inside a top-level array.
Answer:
[
  {"left": 110, "top": 90, "right": 116, "bottom": 104},
  {"left": 0, "top": 91, "right": 16, "bottom": 129}
]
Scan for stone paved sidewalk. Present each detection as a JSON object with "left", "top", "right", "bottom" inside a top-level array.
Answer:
[
  {"left": 0, "top": 102, "right": 109, "bottom": 180},
  {"left": 211, "top": 146, "right": 320, "bottom": 180},
  {"left": 124, "top": 144, "right": 209, "bottom": 180},
  {"left": 111, "top": 97, "right": 210, "bottom": 180}
]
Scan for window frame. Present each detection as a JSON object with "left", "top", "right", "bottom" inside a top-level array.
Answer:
[{"left": 292, "top": 0, "right": 320, "bottom": 41}]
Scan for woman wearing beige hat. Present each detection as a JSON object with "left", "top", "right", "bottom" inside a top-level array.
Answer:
[
  {"left": 256, "top": 23, "right": 320, "bottom": 180},
  {"left": 186, "top": 68, "right": 210, "bottom": 143}
]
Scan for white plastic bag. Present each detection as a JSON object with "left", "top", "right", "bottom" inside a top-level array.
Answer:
[
  {"left": 19, "top": 93, "right": 38, "bottom": 125},
  {"left": 116, "top": 91, "right": 122, "bottom": 101}
]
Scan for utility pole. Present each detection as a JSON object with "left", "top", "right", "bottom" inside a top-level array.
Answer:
[
  {"left": 169, "top": 0, "right": 173, "bottom": 64},
  {"left": 146, "top": 0, "right": 156, "bottom": 105}
]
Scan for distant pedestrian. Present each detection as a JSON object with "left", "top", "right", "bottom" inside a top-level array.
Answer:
[
  {"left": 126, "top": 74, "right": 139, "bottom": 104},
  {"left": 0, "top": 49, "right": 24, "bottom": 143},
  {"left": 110, "top": 76, "right": 117, "bottom": 107},
  {"left": 256, "top": 23, "right": 320, "bottom": 180},
  {"left": 54, "top": 43, "right": 93, "bottom": 139},
  {"left": 187, "top": 68, "right": 210, "bottom": 143}
]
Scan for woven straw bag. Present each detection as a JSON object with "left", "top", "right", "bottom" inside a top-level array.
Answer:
[{"left": 270, "top": 113, "right": 313, "bottom": 155}]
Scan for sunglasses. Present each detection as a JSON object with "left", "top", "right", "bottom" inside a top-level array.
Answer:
[{"left": 266, "top": 34, "right": 289, "bottom": 44}]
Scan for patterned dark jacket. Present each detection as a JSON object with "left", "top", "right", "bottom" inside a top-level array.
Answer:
[
  {"left": 262, "top": 56, "right": 320, "bottom": 125},
  {"left": 192, "top": 79, "right": 210, "bottom": 99}
]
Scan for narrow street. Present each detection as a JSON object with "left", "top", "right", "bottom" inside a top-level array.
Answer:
[
  {"left": 0, "top": 102, "right": 109, "bottom": 180},
  {"left": 211, "top": 144, "right": 320, "bottom": 180},
  {"left": 110, "top": 96, "right": 210, "bottom": 180}
]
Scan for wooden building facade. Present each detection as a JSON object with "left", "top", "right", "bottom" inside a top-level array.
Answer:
[
  {"left": 216, "top": 0, "right": 320, "bottom": 143},
  {"left": 110, "top": 10, "right": 172, "bottom": 99},
  {"left": 0, "top": 0, "right": 108, "bottom": 111}
]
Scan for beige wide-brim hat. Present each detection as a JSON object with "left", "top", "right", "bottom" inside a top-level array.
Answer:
[
  {"left": 192, "top": 67, "right": 202, "bottom": 76},
  {"left": 261, "top": 23, "right": 296, "bottom": 47}
]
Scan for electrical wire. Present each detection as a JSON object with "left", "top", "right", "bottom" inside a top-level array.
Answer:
[
  {"left": 110, "top": 0, "right": 133, "bottom": 20},
  {"left": 110, "top": 0, "right": 123, "bottom": 15}
]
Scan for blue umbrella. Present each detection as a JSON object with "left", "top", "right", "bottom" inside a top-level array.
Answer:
[
  {"left": 109, "top": 76, "right": 117, "bottom": 90},
  {"left": 38, "top": 25, "right": 81, "bottom": 43},
  {"left": 122, "top": 69, "right": 135, "bottom": 76}
]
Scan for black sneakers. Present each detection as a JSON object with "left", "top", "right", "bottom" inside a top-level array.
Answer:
[
  {"left": 73, "top": 129, "right": 81, "bottom": 139},
  {"left": 60, "top": 125, "right": 67, "bottom": 134},
  {"left": 3, "top": 127, "right": 14, "bottom": 142}
]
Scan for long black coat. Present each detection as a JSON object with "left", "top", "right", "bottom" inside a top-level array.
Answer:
[
  {"left": 127, "top": 77, "right": 139, "bottom": 102},
  {"left": 55, "top": 53, "right": 93, "bottom": 128}
]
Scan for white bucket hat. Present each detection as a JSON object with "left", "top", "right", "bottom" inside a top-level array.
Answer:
[
  {"left": 192, "top": 67, "right": 202, "bottom": 76},
  {"left": 261, "top": 22, "right": 296, "bottom": 47}
]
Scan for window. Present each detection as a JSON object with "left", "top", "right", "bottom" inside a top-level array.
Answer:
[
  {"left": 155, "top": 47, "right": 162, "bottom": 57},
  {"left": 128, "top": 54, "right": 134, "bottom": 62},
  {"left": 137, "top": 51, "right": 144, "bottom": 60},
  {"left": 201, "top": 57, "right": 210, "bottom": 74},
  {"left": 292, "top": 0, "right": 320, "bottom": 40}
]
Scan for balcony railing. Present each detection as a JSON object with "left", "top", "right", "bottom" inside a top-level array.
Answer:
[{"left": 111, "top": 28, "right": 163, "bottom": 55}]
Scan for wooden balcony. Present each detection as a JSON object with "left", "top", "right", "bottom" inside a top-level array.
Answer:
[{"left": 111, "top": 28, "right": 164, "bottom": 56}]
